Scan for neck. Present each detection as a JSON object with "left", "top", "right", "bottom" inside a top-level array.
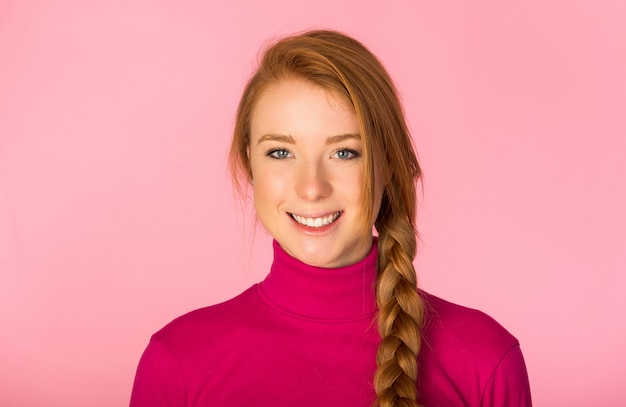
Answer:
[{"left": 258, "top": 239, "right": 379, "bottom": 321}]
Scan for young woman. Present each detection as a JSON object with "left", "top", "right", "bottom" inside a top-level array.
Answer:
[{"left": 130, "top": 30, "right": 531, "bottom": 407}]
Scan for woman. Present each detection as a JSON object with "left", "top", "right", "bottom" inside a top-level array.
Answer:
[{"left": 130, "top": 30, "right": 531, "bottom": 407}]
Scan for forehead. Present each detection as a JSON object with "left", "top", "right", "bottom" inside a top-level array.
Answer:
[{"left": 249, "top": 79, "right": 359, "bottom": 140}]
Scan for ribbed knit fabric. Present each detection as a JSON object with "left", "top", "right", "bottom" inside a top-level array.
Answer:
[{"left": 130, "top": 240, "right": 531, "bottom": 406}]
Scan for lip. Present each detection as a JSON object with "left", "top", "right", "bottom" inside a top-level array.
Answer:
[{"left": 287, "top": 210, "right": 343, "bottom": 232}]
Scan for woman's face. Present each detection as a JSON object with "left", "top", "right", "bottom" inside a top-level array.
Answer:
[{"left": 248, "top": 79, "right": 384, "bottom": 268}]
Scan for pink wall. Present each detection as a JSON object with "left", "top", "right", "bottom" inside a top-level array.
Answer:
[{"left": 1, "top": 1, "right": 624, "bottom": 405}]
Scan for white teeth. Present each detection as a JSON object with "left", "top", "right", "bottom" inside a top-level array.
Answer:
[{"left": 291, "top": 212, "right": 340, "bottom": 228}]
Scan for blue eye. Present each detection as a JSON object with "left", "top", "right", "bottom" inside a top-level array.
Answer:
[
  {"left": 334, "top": 149, "right": 360, "bottom": 160},
  {"left": 267, "top": 149, "right": 292, "bottom": 159}
]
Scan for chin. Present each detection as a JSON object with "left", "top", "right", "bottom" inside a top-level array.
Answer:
[
  {"left": 281, "top": 241, "right": 334, "bottom": 267},
  {"left": 293, "top": 248, "right": 337, "bottom": 268}
]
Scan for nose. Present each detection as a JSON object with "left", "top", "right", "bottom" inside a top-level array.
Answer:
[{"left": 295, "top": 162, "right": 332, "bottom": 201}]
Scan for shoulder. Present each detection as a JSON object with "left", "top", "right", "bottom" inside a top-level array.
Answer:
[
  {"left": 130, "top": 286, "right": 264, "bottom": 406},
  {"left": 418, "top": 291, "right": 532, "bottom": 406},
  {"left": 421, "top": 291, "right": 519, "bottom": 359},
  {"left": 150, "top": 285, "right": 262, "bottom": 354}
]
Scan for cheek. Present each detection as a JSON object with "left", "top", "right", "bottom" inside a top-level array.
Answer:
[
  {"left": 252, "top": 183, "right": 276, "bottom": 232},
  {"left": 252, "top": 170, "right": 289, "bottom": 210},
  {"left": 252, "top": 179, "right": 273, "bottom": 209},
  {"left": 336, "top": 168, "right": 365, "bottom": 204}
]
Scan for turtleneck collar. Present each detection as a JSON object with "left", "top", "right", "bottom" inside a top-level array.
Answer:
[{"left": 258, "top": 239, "right": 378, "bottom": 321}]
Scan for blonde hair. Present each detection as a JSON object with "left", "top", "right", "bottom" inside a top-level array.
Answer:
[{"left": 229, "top": 30, "right": 424, "bottom": 407}]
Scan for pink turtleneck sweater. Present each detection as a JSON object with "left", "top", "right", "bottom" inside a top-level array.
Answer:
[{"left": 130, "top": 241, "right": 531, "bottom": 406}]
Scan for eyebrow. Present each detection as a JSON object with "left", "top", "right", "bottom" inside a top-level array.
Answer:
[
  {"left": 256, "top": 133, "right": 361, "bottom": 145},
  {"left": 256, "top": 134, "right": 296, "bottom": 145},
  {"left": 325, "top": 133, "right": 361, "bottom": 145}
]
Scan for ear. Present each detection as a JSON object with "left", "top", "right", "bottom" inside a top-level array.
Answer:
[{"left": 245, "top": 145, "right": 254, "bottom": 181}]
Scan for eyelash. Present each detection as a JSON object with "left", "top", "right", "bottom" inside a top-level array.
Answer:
[
  {"left": 266, "top": 149, "right": 293, "bottom": 159},
  {"left": 333, "top": 149, "right": 360, "bottom": 160},
  {"left": 266, "top": 148, "right": 361, "bottom": 160}
]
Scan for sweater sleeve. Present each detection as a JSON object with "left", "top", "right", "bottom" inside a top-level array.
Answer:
[
  {"left": 481, "top": 344, "right": 532, "bottom": 407},
  {"left": 129, "top": 338, "right": 185, "bottom": 407}
]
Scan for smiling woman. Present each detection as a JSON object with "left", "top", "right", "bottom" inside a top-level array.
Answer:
[
  {"left": 129, "top": 30, "right": 532, "bottom": 407},
  {"left": 248, "top": 79, "right": 382, "bottom": 268}
]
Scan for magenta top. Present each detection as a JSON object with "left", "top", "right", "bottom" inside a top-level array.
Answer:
[{"left": 130, "top": 241, "right": 531, "bottom": 406}]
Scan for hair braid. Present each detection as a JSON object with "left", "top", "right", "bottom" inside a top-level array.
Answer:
[{"left": 374, "top": 205, "right": 424, "bottom": 407}]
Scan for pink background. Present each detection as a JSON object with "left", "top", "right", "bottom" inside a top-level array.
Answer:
[{"left": 1, "top": 1, "right": 625, "bottom": 406}]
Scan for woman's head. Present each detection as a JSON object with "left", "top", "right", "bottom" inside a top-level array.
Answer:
[
  {"left": 245, "top": 78, "right": 383, "bottom": 268},
  {"left": 230, "top": 29, "right": 421, "bottom": 242},
  {"left": 230, "top": 29, "right": 424, "bottom": 406}
]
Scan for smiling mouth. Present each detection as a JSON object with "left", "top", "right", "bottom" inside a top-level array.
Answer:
[{"left": 289, "top": 211, "right": 342, "bottom": 228}]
